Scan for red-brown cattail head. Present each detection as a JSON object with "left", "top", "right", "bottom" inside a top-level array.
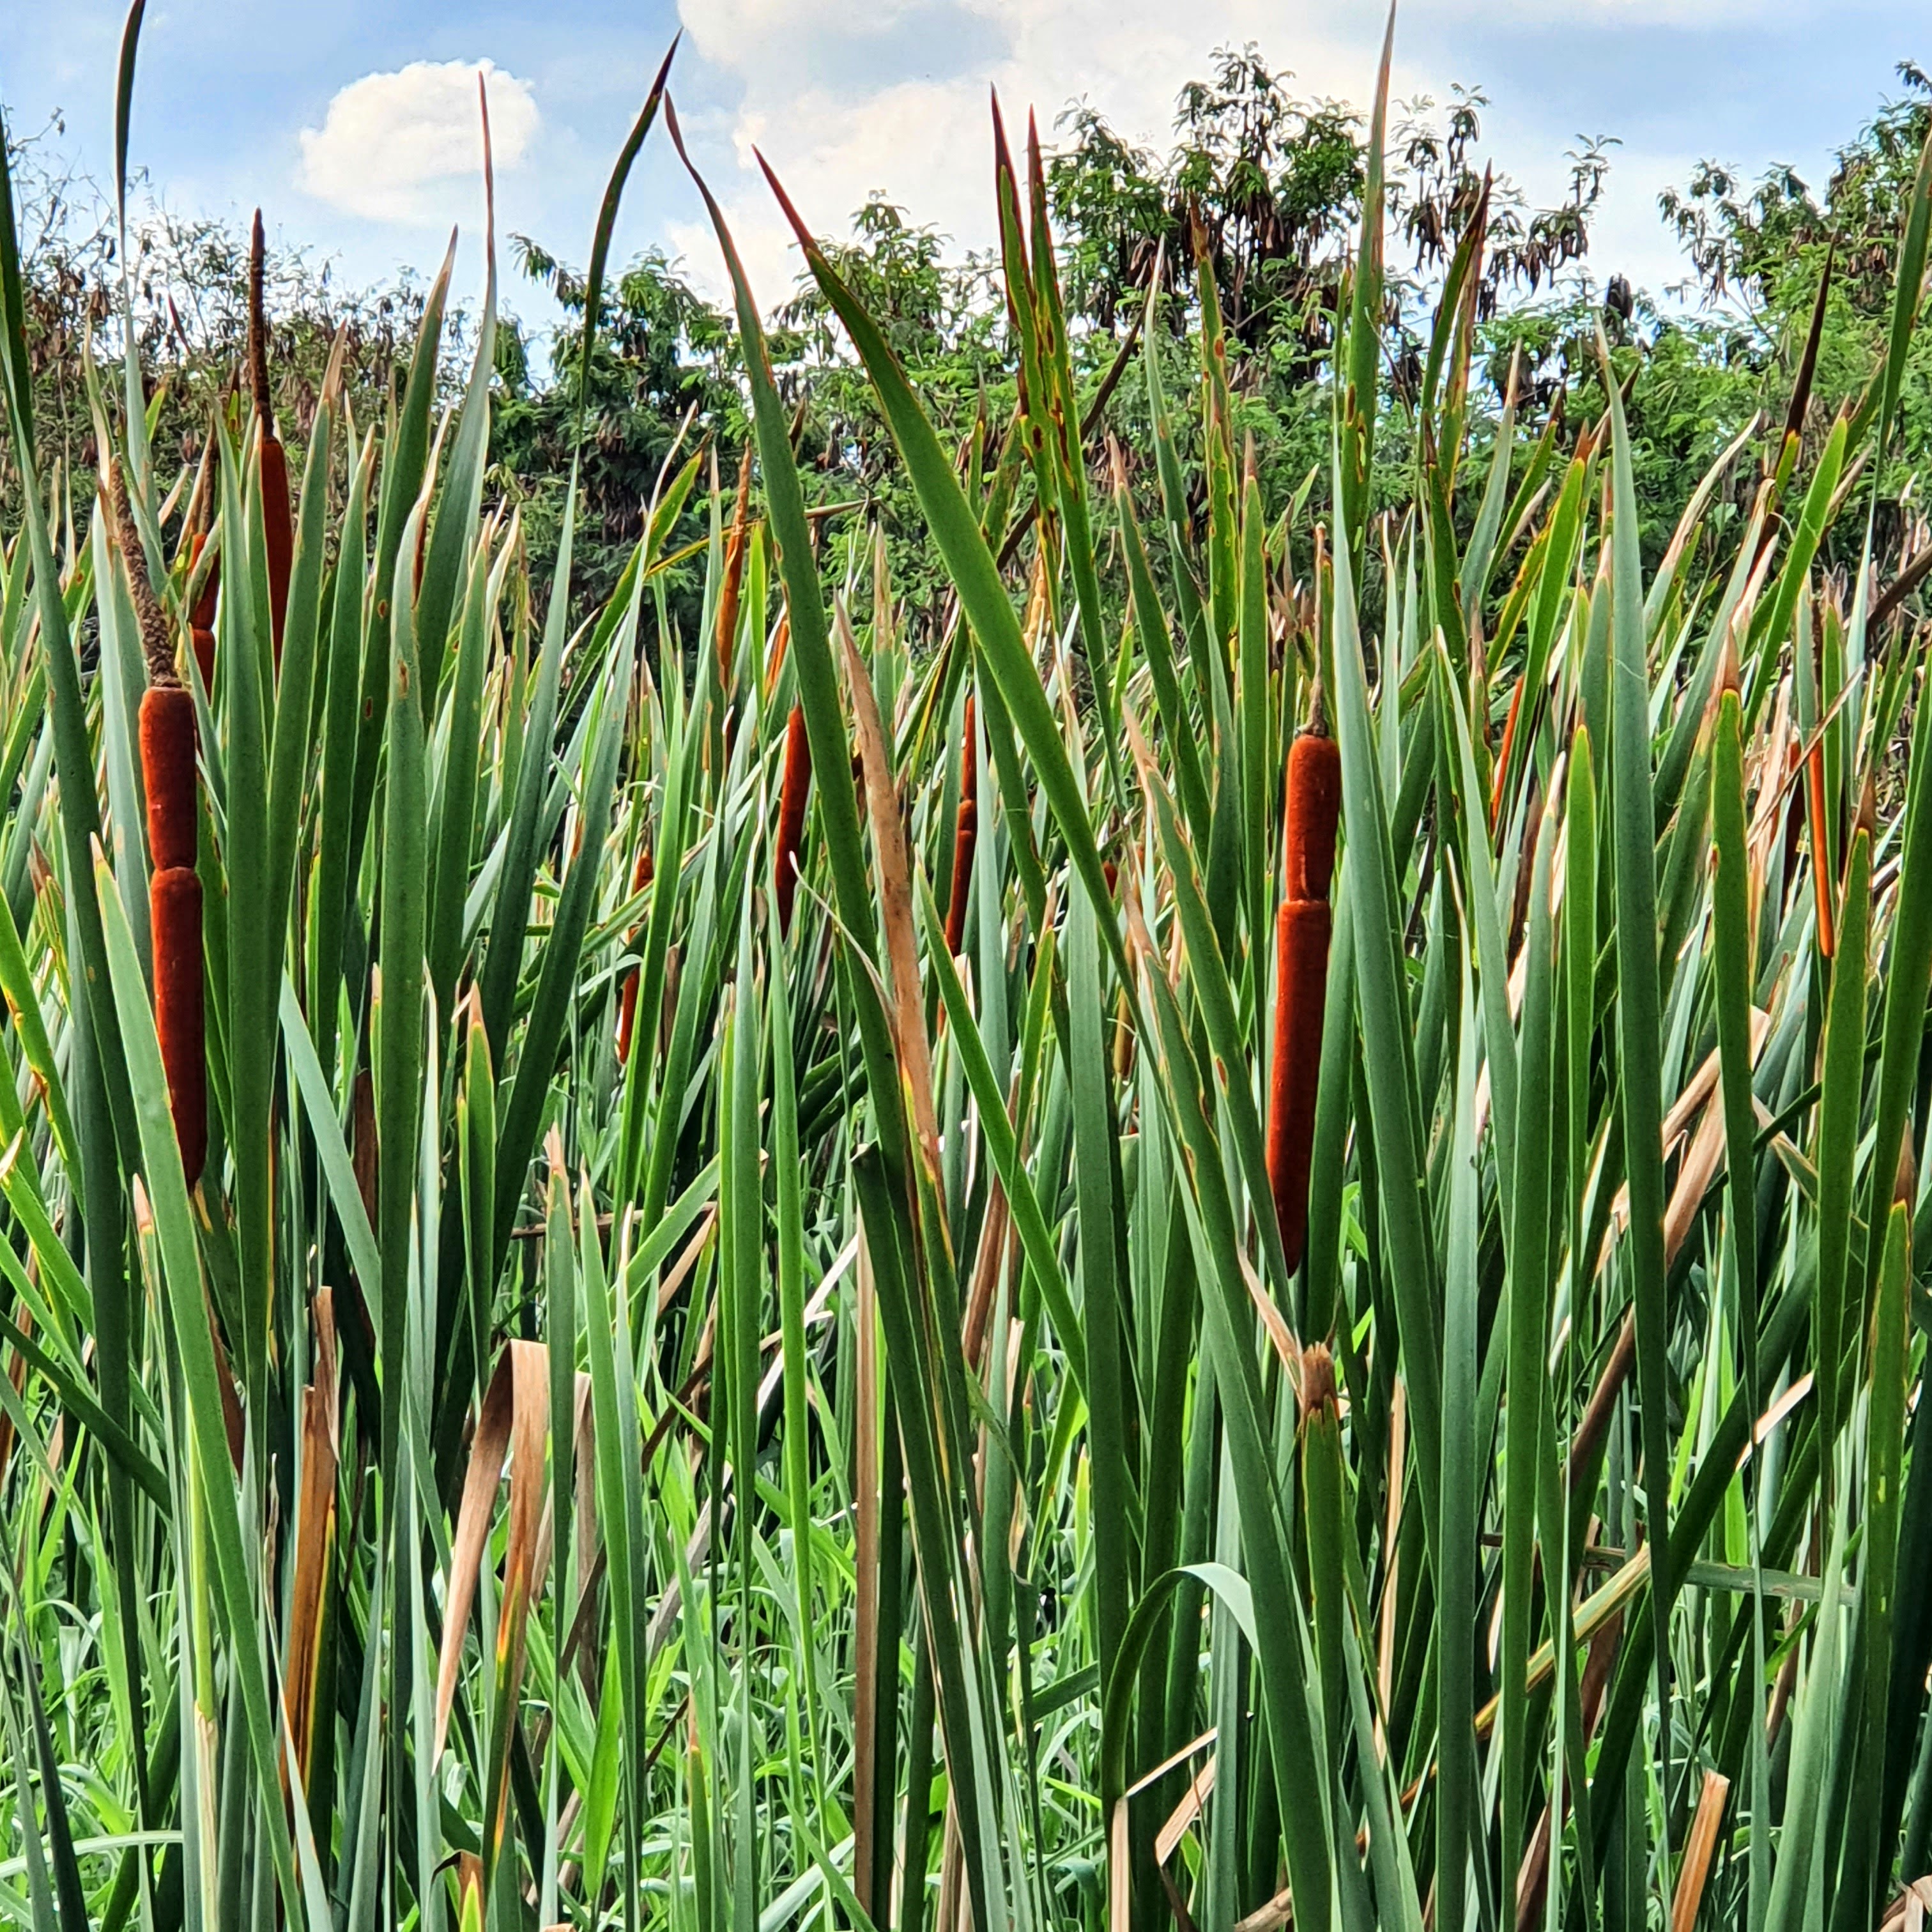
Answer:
[
  {"left": 151, "top": 866, "right": 206, "bottom": 1184},
  {"left": 260, "top": 433, "right": 293, "bottom": 656},
  {"left": 1284, "top": 717, "right": 1341, "bottom": 905},
  {"left": 1490, "top": 673, "right": 1526, "bottom": 831},
  {"left": 1806, "top": 742, "right": 1835, "bottom": 960},
  {"left": 616, "top": 970, "right": 641, "bottom": 1064},
  {"left": 1266, "top": 897, "right": 1332, "bottom": 1275},
  {"left": 716, "top": 452, "right": 753, "bottom": 682},
  {"left": 123, "top": 459, "right": 204, "bottom": 1184},
  {"left": 187, "top": 530, "right": 218, "bottom": 687},
  {"left": 187, "top": 531, "right": 217, "bottom": 627},
  {"left": 775, "top": 705, "right": 814, "bottom": 933},
  {"left": 140, "top": 686, "right": 199, "bottom": 871},
  {"left": 943, "top": 693, "right": 978, "bottom": 956},
  {"left": 615, "top": 845, "right": 656, "bottom": 1065}
]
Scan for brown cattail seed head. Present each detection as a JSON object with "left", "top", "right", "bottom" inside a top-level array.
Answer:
[
  {"left": 187, "top": 532, "right": 218, "bottom": 688},
  {"left": 140, "top": 687, "right": 199, "bottom": 870},
  {"left": 716, "top": 453, "right": 753, "bottom": 679},
  {"left": 615, "top": 845, "right": 655, "bottom": 1066},
  {"left": 774, "top": 705, "right": 814, "bottom": 933},
  {"left": 187, "top": 532, "right": 218, "bottom": 629},
  {"left": 1266, "top": 898, "right": 1332, "bottom": 1274},
  {"left": 944, "top": 694, "right": 979, "bottom": 956},
  {"left": 151, "top": 867, "right": 206, "bottom": 1184},
  {"left": 260, "top": 431, "right": 293, "bottom": 653},
  {"left": 1285, "top": 728, "right": 1342, "bottom": 903}
]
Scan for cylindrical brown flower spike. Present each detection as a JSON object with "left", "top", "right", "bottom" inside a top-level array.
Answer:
[
  {"left": 250, "top": 210, "right": 293, "bottom": 660},
  {"left": 774, "top": 704, "right": 813, "bottom": 933},
  {"left": 1806, "top": 739, "right": 1835, "bottom": 960},
  {"left": 151, "top": 865, "right": 208, "bottom": 1183},
  {"left": 140, "top": 687, "right": 199, "bottom": 870},
  {"left": 187, "top": 530, "right": 218, "bottom": 690},
  {"left": 716, "top": 452, "right": 753, "bottom": 683},
  {"left": 1283, "top": 707, "right": 1342, "bottom": 905},
  {"left": 1266, "top": 695, "right": 1341, "bottom": 1276},
  {"left": 615, "top": 845, "right": 656, "bottom": 1065},
  {"left": 943, "top": 693, "right": 977, "bottom": 957},
  {"left": 116, "top": 464, "right": 207, "bottom": 1184}
]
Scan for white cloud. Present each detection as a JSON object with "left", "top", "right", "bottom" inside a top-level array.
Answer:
[
  {"left": 668, "top": 0, "right": 1459, "bottom": 304},
  {"left": 298, "top": 59, "right": 540, "bottom": 224},
  {"left": 663, "top": 0, "right": 1881, "bottom": 314}
]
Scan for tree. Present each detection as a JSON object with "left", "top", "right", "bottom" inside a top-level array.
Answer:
[
  {"left": 492, "top": 238, "right": 739, "bottom": 622},
  {"left": 1659, "top": 61, "right": 1932, "bottom": 517}
]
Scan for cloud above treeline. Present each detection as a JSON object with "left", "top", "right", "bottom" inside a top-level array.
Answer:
[{"left": 298, "top": 58, "right": 539, "bottom": 224}]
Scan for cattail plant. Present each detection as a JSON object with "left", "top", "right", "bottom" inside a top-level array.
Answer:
[
  {"left": 1266, "top": 693, "right": 1338, "bottom": 1274},
  {"left": 774, "top": 701, "right": 812, "bottom": 930},
  {"left": 716, "top": 450, "right": 753, "bottom": 680},
  {"left": 3, "top": 18, "right": 1932, "bottom": 1932},
  {"left": 185, "top": 526, "right": 217, "bottom": 687},
  {"left": 118, "top": 465, "right": 205, "bottom": 1182},
  {"left": 615, "top": 843, "right": 654, "bottom": 1062},
  {"left": 943, "top": 690, "right": 977, "bottom": 954}
]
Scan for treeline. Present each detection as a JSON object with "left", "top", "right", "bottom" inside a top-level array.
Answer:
[{"left": 5, "top": 49, "right": 1931, "bottom": 638}]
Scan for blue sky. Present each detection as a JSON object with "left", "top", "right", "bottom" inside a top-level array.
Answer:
[{"left": 1, "top": 0, "right": 1926, "bottom": 342}]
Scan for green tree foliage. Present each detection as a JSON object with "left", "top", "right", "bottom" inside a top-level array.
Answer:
[{"left": 492, "top": 236, "right": 738, "bottom": 618}]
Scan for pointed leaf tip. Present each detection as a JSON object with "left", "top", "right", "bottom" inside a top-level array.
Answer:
[{"left": 754, "top": 150, "right": 818, "bottom": 259}]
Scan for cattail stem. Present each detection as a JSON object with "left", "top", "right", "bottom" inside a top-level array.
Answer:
[
  {"left": 943, "top": 694, "right": 977, "bottom": 956},
  {"left": 774, "top": 704, "right": 813, "bottom": 933},
  {"left": 1266, "top": 716, "right": 1341, "bottom": 1276}
]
